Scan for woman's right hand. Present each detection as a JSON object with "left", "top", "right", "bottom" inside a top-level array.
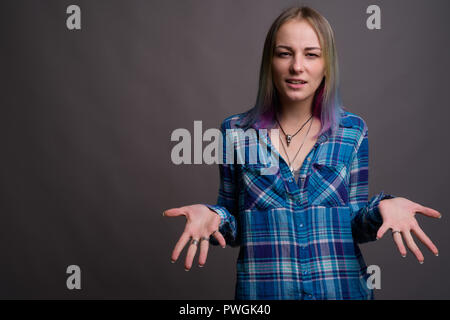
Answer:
[{"left": 163, "top": 204, "right": 226, "bottom": 271}]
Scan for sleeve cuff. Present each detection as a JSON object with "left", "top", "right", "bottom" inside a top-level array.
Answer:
[
  {"left": 202, "top": 204, "right": 229, "bottom": 246},
  {"left": 368, "top": 191, "right": 396, "bottom": 224},
  {"left": 203, "top": 204, "right": 226, "bottom": 229}
]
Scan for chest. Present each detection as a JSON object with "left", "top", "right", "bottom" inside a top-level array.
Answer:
[
  {"left": 269, "top": 118, "right": 321, "bottom": 173},
  {"left": 235, "top": 121, "right": 360, "bottom": 211}
]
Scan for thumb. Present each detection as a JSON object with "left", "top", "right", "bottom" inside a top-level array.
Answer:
[{"left": 163, "top": 207, "right": 186, "bottom": 217}]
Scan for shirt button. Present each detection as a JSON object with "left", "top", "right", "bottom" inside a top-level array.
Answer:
[
  {"left": 288, "top": 178, "right": 294, "bottom": 183},
  {"left": 299, "top": 224, "right": 304, "bottom": 228},
  {"left": 303, "top": 271, "right": 308, "bottom": 275}
]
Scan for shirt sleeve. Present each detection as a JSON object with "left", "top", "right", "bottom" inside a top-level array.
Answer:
[
  {"left": 348, "top": 126, "right": 395, "bottom": 244},
  {"left": 202, "top": 120, "right": 240, "bottom": 247}
]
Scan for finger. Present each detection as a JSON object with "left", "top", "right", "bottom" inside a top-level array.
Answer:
[
  {"left": 415, "top": 205, "right": 442, "bottom": 219},
  {"left": 171, "top": 232, "right": 190, "bottom": 262},
  {"left": 411, "top": 225, "right": 439, "bottom": 256},
  {"left": 212, "top": 229, "right": 227, "bottom": 248},
  {"left": 391, "top": 230, "right": 407, "bottom": 257},
  {"left": 198, "top": 237, "right": 210, "bottom": 267},
  {"left": 163, "top": 207, "right": 187, "bottom": 217},
  {"left": 376, "top": 223, "right": 390, "bottom": 240},
  {"left": 185, "top": 237, "right": 199, "bottom": 271},
  {"left": 402, "top": 230, "right": 425, "bottom": 263}
]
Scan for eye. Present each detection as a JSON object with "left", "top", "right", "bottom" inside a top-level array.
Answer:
[
  {"left": 306, "top": 53, "right": 318, "bottom": 57},
  {"left": 277, "top": 52, "right": 291, "bottom": 57}
]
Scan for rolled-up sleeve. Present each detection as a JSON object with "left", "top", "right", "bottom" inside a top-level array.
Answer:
[{"left": 203, "top": 120, "right": 240, "bottom": 247}]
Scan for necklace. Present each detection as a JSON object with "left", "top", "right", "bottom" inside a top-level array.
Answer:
[
  {"left": 276, "top": 114, "right": 313, "bottom": 147},
  {"left": 278, "top": 117, "right": 313, "bottom": 173}
]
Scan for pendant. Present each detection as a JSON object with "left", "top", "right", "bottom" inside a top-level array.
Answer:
[
  {"left": 290, "top": 166, "right": 294, "bottom": 173},
  {"left": 286, "top": 135, "right": 292, "bottom": 146}
]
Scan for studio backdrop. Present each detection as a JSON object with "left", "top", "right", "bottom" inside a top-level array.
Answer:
[{"left": 0, "top": 0, "right": 449, "bottom": 299}]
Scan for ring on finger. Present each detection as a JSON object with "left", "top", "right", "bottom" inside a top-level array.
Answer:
[
  {"left": 200, "top": 236, "right": 209, "bottom": 242},
  {"left": 211, "top": 230, "right": 218, "bottom": 236},
  {"left": 190, "top": 238, "right": 199, "bottom": 246},
  {"left": 391, "top": 230, "right": 401, "bottom": 236}
]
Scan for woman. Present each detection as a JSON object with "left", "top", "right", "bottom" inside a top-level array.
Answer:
[{"left": 164, "top": 6, "right": 441, "bottom": 300}]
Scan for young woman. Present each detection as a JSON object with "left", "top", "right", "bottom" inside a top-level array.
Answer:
[{"left": 164, "top": 6, "right": 441, "bottom": 300}]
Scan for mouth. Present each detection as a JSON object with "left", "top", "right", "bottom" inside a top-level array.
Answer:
[
  {"left": 286, "top": 79, "right": 307, "bottom": 84},
  {"left": 285, "top": 79, "right": 307, "bottom": 88}
]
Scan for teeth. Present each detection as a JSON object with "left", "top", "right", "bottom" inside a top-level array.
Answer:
[{"left": 288, "top": 80, "right": 305, "bottom": 84}]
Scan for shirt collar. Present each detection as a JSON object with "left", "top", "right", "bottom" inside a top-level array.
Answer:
[
  {"left": 250, "top": 109, "right": 354, "bottom": 130},
  {"left": 338, "top": 110, "right": 354, "bottom": 128},
  {"left": 247, "top": 109, "right": 354, "bottom": 147},
  {"left": 249, "top": 110, "right": 276, "bottom": 130}
]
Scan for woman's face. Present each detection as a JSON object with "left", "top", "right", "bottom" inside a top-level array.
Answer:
[{"left": 272, "top": 19, "right": 326, "bottom": 106}]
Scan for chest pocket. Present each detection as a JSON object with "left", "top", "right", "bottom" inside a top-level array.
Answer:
[
  {"left": 306, "top": 161, "right": 349, "bottom": 207},
  {"left": 241, "top": 164, "right": 287, "bottom": 210}
]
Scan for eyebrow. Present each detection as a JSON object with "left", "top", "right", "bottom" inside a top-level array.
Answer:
[{"left": 275, "top": 45, "right": 322, "bottom": 51}]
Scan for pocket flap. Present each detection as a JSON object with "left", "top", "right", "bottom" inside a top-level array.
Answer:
[{"left": 307, "top": 161, "right": 349, "bottom": 207}]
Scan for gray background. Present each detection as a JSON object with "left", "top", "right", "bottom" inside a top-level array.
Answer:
[{"left": 0, "top": 0, "right": 449, "bottom": 299}]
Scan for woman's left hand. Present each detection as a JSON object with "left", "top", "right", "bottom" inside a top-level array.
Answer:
[{"left": 376, "top": 197, "right": 441, "bottom": 263}]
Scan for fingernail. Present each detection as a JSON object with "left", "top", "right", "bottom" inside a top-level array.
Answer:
[
  {"left": 402, "top": 255, "right": 406, "bottom": 258},
  {"left": 419, "top": 260, "right": 424, "bottom": 264},
  {"left": 162, "top": 211, "right": 165, "bottom": 216},
  {"left": 222, "top": 246, "right": 226, "bottom": 249},
  {"left": 170, "top": 259, "right": 175, "bottom": 263},
  {"left": 435, "top": 252, "right": 439, "bottom": 257},
  {"left": 185, "top": 268, "right": 190, "bottom": 271},
  {"left": 438, "top": 214, "right": 442, "bottom": 219},
  {"left": 376, "top": 237, "right": 379, "bottom": 240},
  {"left": 198, "top": 264, "right": 204, "bottom": 268}
]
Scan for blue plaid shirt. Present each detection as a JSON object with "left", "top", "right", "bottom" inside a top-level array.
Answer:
[{"left": 206, "top": 109, "right": 395, "bottom": 300}]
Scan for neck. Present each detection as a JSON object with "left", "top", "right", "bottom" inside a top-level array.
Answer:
[{"left": 277, "top": 95, "right": 314, "bottom": 131}]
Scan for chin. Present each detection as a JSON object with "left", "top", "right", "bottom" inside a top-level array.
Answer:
[{"left": 285, "top": 93, "right": 310, "bottom": 101}]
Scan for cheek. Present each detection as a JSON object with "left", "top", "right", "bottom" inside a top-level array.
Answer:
[
  {"left": 271, "top": 63, "right": 283, "bottom": 79},
  {"left": 271, "top": 66, "right": 285, "bottom": 88},
  {"left": 308, "top": 69, "right": 325, "bottom": 85},
  {"left": 313, "top": 62, "right": 326, "bottom": 78}
]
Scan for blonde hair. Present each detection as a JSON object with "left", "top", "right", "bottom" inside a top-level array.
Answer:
[{"left": 242, "top": 6, "right": 344, "bottom": 138}]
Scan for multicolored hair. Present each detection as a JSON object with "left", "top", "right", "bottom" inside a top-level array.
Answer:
[{"left": 240, "top": 6, "right": 344, "bottom": 139}]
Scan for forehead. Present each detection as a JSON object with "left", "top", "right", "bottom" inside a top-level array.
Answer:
[{"left": 275, "top": 20, "right": 321, "bottom": 48}]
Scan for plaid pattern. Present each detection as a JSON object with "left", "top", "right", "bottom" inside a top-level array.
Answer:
[{"left": 206, "top": 109, "right": 395, "bottom": 300}]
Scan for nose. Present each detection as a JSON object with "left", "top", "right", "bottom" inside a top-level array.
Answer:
[
  {"left": 292, "top": 59, "right": 304, "bottom": 72},
  {"left": 291, "top": 55, "right": 305, "bottom": 73}
]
